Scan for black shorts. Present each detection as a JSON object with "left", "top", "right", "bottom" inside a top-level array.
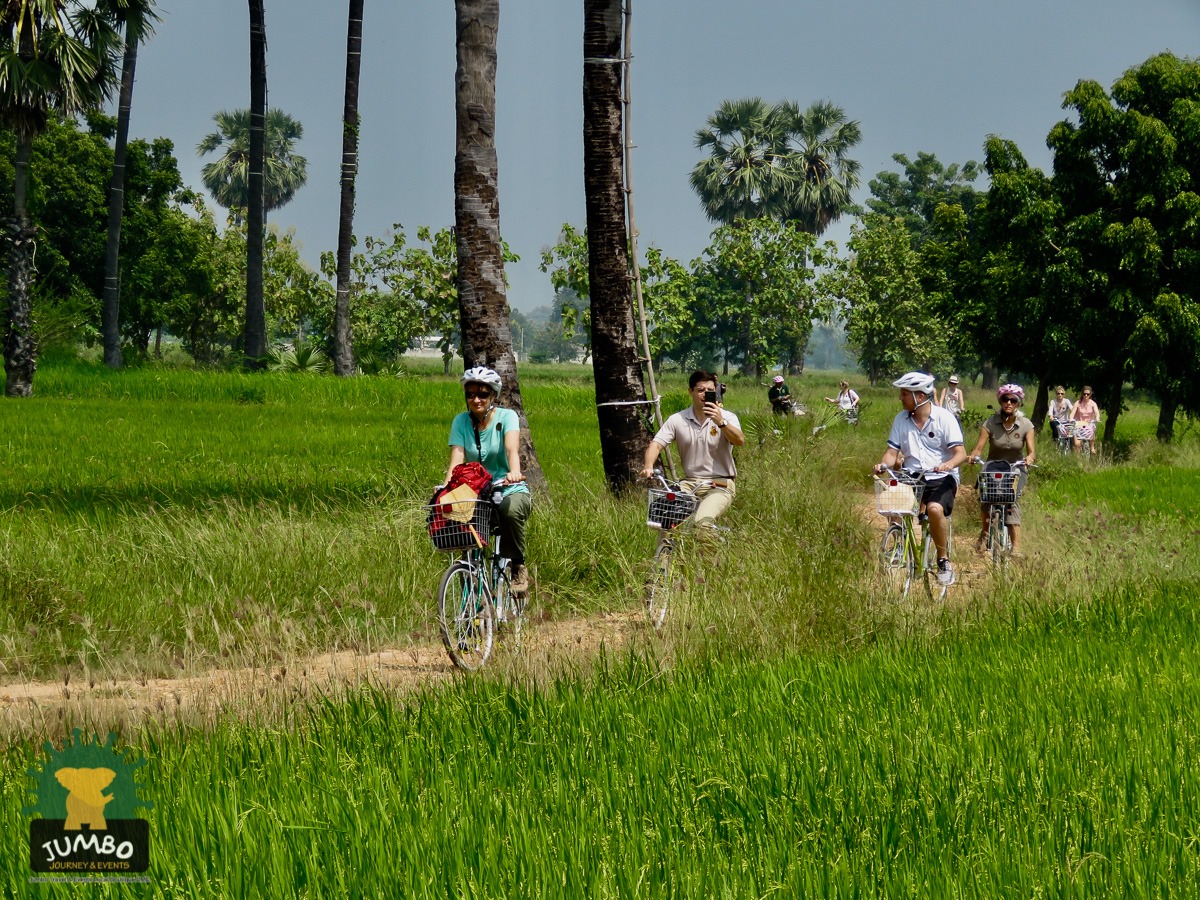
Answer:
[{"left": 921, "top": 475, "right": 958, "bottom": 516}]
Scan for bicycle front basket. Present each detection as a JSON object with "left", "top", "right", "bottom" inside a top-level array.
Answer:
[
  {"left": 647, "top": 487, "right": 698, "bottom": 530},
  {"left": 874, "top": 477, "right": 924, "bottom": 516},
  {"left": 427, "top": 497, "right": 492, "bottom": 551},
  {"left": 978, "top": 470, "right": 1019, "bottom": 505}
]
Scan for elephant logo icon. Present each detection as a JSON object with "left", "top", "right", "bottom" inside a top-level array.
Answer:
[{"left": 53, "top": 767, "right": 117, "bottom": 830}]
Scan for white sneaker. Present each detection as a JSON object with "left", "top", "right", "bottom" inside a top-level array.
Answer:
[{"left": 936, "top": 558, "right": 955, "bottom": 586}]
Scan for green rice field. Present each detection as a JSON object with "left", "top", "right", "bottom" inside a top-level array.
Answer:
[{"left": 2, "top": 359, "right": 1199, "bottom": 896}]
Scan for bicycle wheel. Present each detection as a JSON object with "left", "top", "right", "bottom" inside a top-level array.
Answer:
[
  {"left": 646, "top": 539, "right": 676, "bottom": 629},
  {"left": 437, "top": 563, "right": 495, "bottom": 671},
  {"left": 989, "top": 507, "right": 1009, "bottom": 569},
  {"left": 923, "top": 519, "right": 952, "bottom": 600},
  {"left": 879, "top": 523, "right": 914, "bottom": 596},
  {"left": 492, "top": 561, "right": 525, "bottom": 646}
]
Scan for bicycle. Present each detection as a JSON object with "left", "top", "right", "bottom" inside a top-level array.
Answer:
[
  {"left": 643, "top": 471, "right": 732, "bottom": 628},
  {"left": 426, "top": 479, "right": 526, "bottom": 671},
  {"left": 1073, "top": 421, "right": 1097, "bottom": 457},
  {"left": 1053, "top": 420, "right": 1075, "bottom": 455},
  {"left": 874, "top": 469, "right": 954, "bottom": 600},
  {"left": 971, "top": 459, "right": 1029, "bottom": 569}
]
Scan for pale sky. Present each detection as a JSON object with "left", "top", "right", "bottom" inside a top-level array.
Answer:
[{"left": 130, "top": 0, "right": 1200, "bottom": 312}]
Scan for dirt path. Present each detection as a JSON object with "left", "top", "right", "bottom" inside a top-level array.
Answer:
[
  {"left": 0, "top": 610, "right": 645, "bottom": 736},
  {"left": 2, "top": 486, "right": 999, "bottom": 737}
]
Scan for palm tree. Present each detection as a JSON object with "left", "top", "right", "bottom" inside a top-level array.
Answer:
[
  {"left": 333, "top": 0, "right": 364, "bottom": 377},
  {"left": 777, "top": 99, "right": 862, "bottom": 235},
  {"left": 583, "top": 0, "right": 651, "bottom": 491},
  {"left": 245, "top": 0, "right": 267, "bottom": 364},
  {"left": 453, "top": 0, "right": 543, "bottom": 486},
  {"left": 689, "top": 97, "right": 793, "bottom": 225},
  {"left": 0, "top": 1, "right": 122, "bottom": 396},
  {"left": 197, "top": 108, "right": 307, "bottom": 219},
  {"left": 101, "top": 0, "right": 159, "bottom": 370}
]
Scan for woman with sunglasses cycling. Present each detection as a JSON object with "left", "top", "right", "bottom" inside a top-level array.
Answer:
[
  {"left": 444, "top": 366, "right": 532, "bottom": 595},
  {"left": 1071, "top": 386, "right": 1101, "bottom": 455},
  {"left": 967, "top": 384, "right": 1036, "bottom": 557}
]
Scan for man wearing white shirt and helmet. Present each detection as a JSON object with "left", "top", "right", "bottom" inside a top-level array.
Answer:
[{"left": 872, "top": 371, "right": 968, "bottom": 586}]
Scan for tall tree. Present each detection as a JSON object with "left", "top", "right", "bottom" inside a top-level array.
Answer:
[
  {"left": 333, "top": 0, "right": 364, "bottom": 376},
  {"left": 0, "top": 0, "right": 121, "bottom": 395},
  {"left": 689, "top": 97, "right": 792, "bottom": 225},
  {"left": 245, "top": 0, "right": 267, "bottom": 364},
  {"left": 100, "top": 0, "right": 158, "bottom": 369},
  {"left": 777, "top": 99, "right": 862, "bottom": 236},
  {"left": 453, "top": 0, "right": 542, "bottom": 485},
  {"left": 582, "top": 0, "right": 651, "bottom": 492},
  {"left": 1048, "top": 52, "right": 1200, "bottom": 443},
  {"left": 865, "top": 151, "right": 981, "bottom": 248},
  {"left": 197, "top": 108, "right": 306, "bottom": 219}
]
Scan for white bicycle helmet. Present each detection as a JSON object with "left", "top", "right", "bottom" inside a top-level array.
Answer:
[
  {"left": 892, "top": 371, "right": 936, "bottom": 396},
  {"left": 461, "top": 366, "right": 502, "bottom": 395}
]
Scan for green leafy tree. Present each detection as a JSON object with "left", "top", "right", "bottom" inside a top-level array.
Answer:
[
  {"left": 0, "top": 0, "right": 122, "bottom": 394},
  {"left": 865, "top": 151, "right": 981, "bottom": 248},
  {"left": 694, "top": 217, "right": 832, "bottom": 376},
  {"left": 641, "top": 246, "right": 709, "bottom": 370},
  {"left": 539, "top": 224, "right": 592, "bottom": 362},
  {"left": 835, "top": 215, "right": 949, "bottom": 384},
  {"left": 1047, "top": 51, "right": 1200, "bottom": 442}
]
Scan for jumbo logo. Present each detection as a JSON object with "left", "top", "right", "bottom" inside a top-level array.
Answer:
[{"left": 25, "top": 730, "right": 152, "bottom": 876}]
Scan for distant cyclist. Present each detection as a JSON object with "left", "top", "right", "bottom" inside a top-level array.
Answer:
[
  {"left": 768, "top": 375, "right": 793, "bottom": 415},
  {"left": 1048, "top": 386, "right": 1074, "bottom": 444},
  {"left": 872, "top": 372, "right": 967, "bottom": 586},
  {"left": 967, "top": 383, "right": 1036, "bottom": 557},
  {"left": 1071, "top": 386, "right": 1101, "bottom": 454}
]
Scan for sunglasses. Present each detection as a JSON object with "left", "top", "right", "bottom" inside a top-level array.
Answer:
[
  {"left": 1082, "top": 392, "right": 1092, "bottom": 396},
  {"left": 1000, "top": 396, "right": 1019, "bottom": 403},
  {"left": 464, "top": 389, "right": 493, "bottom": 399}
]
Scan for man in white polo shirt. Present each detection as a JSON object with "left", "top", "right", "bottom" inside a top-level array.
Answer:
[
  {"left": 641, "top": 370, "right": 745, "bottom": 527},
  {"left": 872, "top": 371, "right": 967, "bottom": 586}
]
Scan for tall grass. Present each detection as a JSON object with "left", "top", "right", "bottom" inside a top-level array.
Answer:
[{"left": 5, "top": 580, "right": 1199, "bottom": 896}]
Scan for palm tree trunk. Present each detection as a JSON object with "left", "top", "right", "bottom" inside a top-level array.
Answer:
[
  {"left": 454, "top": 0, "right": 543, "bottom": 488},
  {"left": 583, "top": 0, "right": 651, "bottom": 493},
  {"left": 5, "top": 135, "right": 37, "bottom": 396},
  {"left": 333, "top": 0, "right": 364, "bottom": 376},
  {"left": 101, "top": 30, "right": 139, "bottom": 369},
  {"left": 244, "top": 0, "right": 268, "bottom": 366}
]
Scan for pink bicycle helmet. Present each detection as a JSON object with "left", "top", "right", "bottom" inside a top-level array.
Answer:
[
  {"left": 772, "top": 375, "right": 784, "bottom": 384},
  {"left": 997, "top": 383, "right": 1024, "bottom": 402}
]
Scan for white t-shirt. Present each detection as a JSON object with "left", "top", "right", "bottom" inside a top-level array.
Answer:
[
  {"left": 887, "top": 404, "right": 965, "bottom": 483},
  {"left": 652, "top": 407, "right": 741, "bottom": 480},
  {"left": 837, "top": 389, "right": 860, "bottom": 410}
]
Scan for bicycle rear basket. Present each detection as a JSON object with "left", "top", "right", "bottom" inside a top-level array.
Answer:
[
  {"left": 874, "top": 476, "right": 924, "bottom": 516},
  {"left": 647, "top": 487, "right": 698, "bottom": 530},
  {"left": 978, "top": 470, "right": 1019, "bottom": 505},
  {"left": 427, "top": 497, "right": 492, "bottom": 551}
]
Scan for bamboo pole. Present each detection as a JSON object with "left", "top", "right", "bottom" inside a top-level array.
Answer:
[{"left": 621, "top": 0, "right": 675, "bottom": 479}]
